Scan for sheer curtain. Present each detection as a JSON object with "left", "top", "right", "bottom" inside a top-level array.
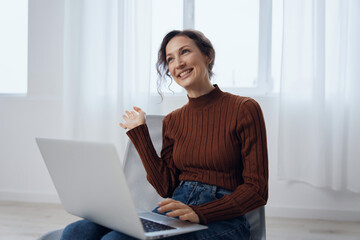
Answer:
[
  {"left": 278, "top": 0, "right": 360, "bottom": 192},
  {"left": 62, "top": 0, "right": 156, "bottom": 158}
]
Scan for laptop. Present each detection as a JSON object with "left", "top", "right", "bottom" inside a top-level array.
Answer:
[{"left": 36, "top": 138, "right": 207, "bottom": 240}]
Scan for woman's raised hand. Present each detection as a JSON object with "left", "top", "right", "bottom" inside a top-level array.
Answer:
[{"left": 119, "top": 106, "right": 146, "bottom": 130}]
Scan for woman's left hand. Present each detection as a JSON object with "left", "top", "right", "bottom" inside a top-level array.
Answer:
[{"left": 157, "top": 198, "right": 200, "bottom": 223}]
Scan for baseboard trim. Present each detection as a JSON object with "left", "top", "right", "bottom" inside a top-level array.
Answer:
[
  {"left": 266, "top": 205, "right": 360, "bottom": 221},
  {"left": 0, "top": 191, "right": 61, "bottom": 203},
  {"left": 1, "top": 191, "right": 359, "bottom": 221}
]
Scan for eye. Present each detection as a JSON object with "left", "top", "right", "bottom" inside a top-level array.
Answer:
[
  {"left": 181, "top": 49, "right": 190, "bottom": 54},
  {"left": 167, "top": 57, "right": 173, "bottom": 63}
]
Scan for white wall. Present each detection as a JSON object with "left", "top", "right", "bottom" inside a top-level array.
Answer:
[
  {"left": 0, "top": 0, "right": 359, "bottom": 221},
  {"left": 0, "top": 0, "right": 65, "bottom": 202}
]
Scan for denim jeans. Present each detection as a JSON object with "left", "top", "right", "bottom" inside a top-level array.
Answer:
[{"left": 60, "top": 181, "right": 250, "bottom": 240}]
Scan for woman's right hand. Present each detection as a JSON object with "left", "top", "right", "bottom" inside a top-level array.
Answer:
[{"left": 119, "top": 106, "right": 146, "bottom": 130}]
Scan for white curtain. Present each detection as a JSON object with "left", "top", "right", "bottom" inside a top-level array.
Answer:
[
  {"left": 62, "top": 0, "right": 156, "bottom": 158},
  {"left": 278, "top": 0, "right": 360, "bottom": 192}
]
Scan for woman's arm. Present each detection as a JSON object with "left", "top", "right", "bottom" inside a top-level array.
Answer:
[
  {"left": 120, "top": 110, "right": 180, "bottom": 198},
  {"left": 191, "top": 98, "right": 268, "bottom": 224}
]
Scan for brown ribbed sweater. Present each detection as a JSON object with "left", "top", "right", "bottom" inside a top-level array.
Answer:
[{"left": 127, "top": 85, "right": 268, "bottom": 224}]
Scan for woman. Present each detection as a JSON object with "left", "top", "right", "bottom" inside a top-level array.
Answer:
[{"left": 61, "top": 30, "right": 268, "bottom": 240}]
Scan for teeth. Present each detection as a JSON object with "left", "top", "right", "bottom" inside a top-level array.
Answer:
[{"left": 179, "top": 69, "right": 191, "bottom": 77}]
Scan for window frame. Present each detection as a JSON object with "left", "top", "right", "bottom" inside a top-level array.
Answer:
[{"left": 161, "top": 0, "right": 274, "bottom": 96}]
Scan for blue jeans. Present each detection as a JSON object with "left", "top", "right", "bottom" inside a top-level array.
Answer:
[{"left": 61, "top": 181, "right": 250, "bottom": 240}]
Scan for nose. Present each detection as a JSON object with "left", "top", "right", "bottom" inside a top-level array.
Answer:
[{"left": 174, "top": 57, "right": 185, "bottom": 69}]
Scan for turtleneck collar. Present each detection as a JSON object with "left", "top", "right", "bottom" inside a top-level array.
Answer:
[{"left": 187, "top": 84, "right": 224, "bottom": 110}]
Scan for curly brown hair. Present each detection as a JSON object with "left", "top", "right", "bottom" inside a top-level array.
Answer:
[{"left": 156, "top": 30, "right": 215, "bottom": 98}]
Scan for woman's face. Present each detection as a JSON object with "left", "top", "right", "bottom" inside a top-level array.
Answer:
[{"left": 165, "top": 36, "right": 209, "bottom": 91}]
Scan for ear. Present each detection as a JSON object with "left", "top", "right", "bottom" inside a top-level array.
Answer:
[{"left": 203, "top": 55, "right": 211, "bottom": 65}]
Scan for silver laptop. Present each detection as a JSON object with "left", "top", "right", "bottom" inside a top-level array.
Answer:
[{"left": 36, "top": 138, "right": 207, "bottom": 240}]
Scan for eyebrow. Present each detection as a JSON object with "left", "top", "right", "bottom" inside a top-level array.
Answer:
[{"left": 166, "top": 45, "right": 191, "bottom": 57}]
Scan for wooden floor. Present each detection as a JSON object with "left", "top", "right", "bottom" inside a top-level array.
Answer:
[{"left": 1, "top": 200, "right": 359, "bottom": 240}]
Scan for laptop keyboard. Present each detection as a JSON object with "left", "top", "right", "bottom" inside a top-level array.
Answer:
[{"left": 140, "top": 218, "right": 176, "bottom": 232}]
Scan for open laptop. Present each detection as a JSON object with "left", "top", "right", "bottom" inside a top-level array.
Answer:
[{"left": 36, "top": 138, "right": 207, "bottom": 240}]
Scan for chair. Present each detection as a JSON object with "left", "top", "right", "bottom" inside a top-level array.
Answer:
[
  {"left": 38, "top": 115, "right": 266, "bottom": 240},
  {"left": 245, "top": 206, "right": 266, "bottom": 240},
  {"left": 38, "top": 229, "right": 63, "bottom": 240}
]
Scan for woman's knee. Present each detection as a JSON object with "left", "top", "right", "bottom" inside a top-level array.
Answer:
[
  {"left": 101, "top": 231, "right": 136, "bottom": 240},
  {"left": 61, "top": 219, "right": 111, "bottom": 240}
]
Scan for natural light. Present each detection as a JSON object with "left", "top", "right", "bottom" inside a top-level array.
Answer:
[
  {"left": 149, "top": 0, "right": 283, "bottom": 95},
  {"left": 0, "top": 0, "right": 28, "bottom": 94},
  {"left": 151, "top": 0, "right": 261, "bottom": 94}
]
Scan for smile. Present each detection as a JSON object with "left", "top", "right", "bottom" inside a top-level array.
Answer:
[{"left": 178, "top": 68, "right": 193, "bottom": 79}]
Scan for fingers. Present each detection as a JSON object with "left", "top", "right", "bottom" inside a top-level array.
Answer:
[
  {"left": 158, "top": 198, "right": 176, "bottom": 207},
  {"left": 165, "top": 207, "right": 199, "bottom": 223},
  {"left": 158, "top": 203, "right": 182, "bottom": 213},
  {"left": 165, "top": 208, "right": 188, "bottom": 217},
  {"left": 179, "top": 212, "right": 197, "bottom": 222},
  {"left": 125, "top": 110, "right": 134, "bottom": 118},
  {"left": 157, "top": 199, "right": 200, "bottom": 223},
  {"left": 157, "top": 198, "right": 182, "bottom": 210},
  {"left": 126, "top": 107, "right": 144, "bottom": 118},
  {"left": 133, "top": 106, "right": 142, "bottom": 113},
  {"left": 119, "top": 106, "right": 146, "bottom": 131}
]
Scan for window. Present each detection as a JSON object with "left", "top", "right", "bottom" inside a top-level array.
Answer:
[
  {"left": 150, "top": 0, "right": 184, "bottom": 94},
  {"left": 0, "top": 0, "right": 28, "bottom": 94},
  {"left": 195, "top": 0, "right": 260, "bottom": 89},
  {"left": 150, "top": 0, "right": 282, "bottom": 95},
  {"left": 271, "top": 0, "right": 283, "bottom": 93}
]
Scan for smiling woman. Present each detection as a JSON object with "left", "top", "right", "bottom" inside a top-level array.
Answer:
[
  {"left": 157, "top": 30, "right": 215, "bottom": 98},
  {"left": 61, "top": 29, "right": 268, "bottom": 240}
]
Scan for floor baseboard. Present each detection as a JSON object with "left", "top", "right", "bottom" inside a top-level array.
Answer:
[
  {"left": 266, "top": 205, "right": 360, "bottom": 222},
  {"left": 2, "top": 191, "right": 359, "bottom": 222},
  {"left": 0, "top": 191, "right": 60, "bottom": 204}
]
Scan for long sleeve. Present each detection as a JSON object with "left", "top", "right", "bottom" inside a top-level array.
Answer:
[
  {"left": 191, "top": 98, "right": 268, "bottom": 224},
  {"left": 125, "top": 85, "right": 268, "bottom": 225},
  {"left": 126, "top": 115, "right": 180, "bottom": 198}
]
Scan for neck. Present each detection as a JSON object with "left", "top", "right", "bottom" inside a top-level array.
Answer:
[
  {"left": 187, "top": 84, "right": 223, "bottom": 110},
  {"left": 186, "top": 81, "right": 215, "bottom": 98}
]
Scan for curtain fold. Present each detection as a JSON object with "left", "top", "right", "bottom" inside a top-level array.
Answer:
[
  {"left": 278, "top": 0, "right": 360, "bottom": 192},
  {"left": 62, "top": 0, "right": 156, "bottom": 158}
]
